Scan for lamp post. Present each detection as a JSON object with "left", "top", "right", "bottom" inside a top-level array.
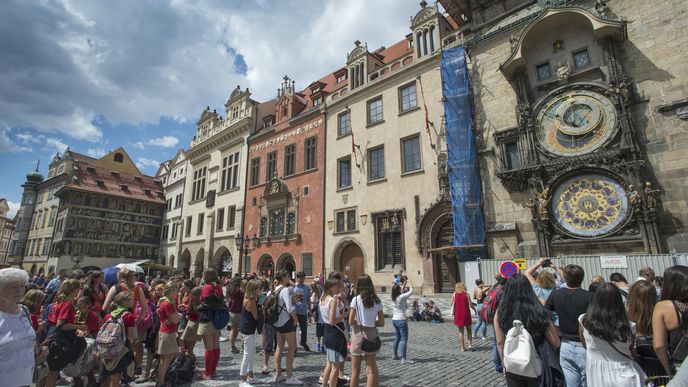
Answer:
[{"left": 235, "top": 234, "right": 258, "bottom": 275}]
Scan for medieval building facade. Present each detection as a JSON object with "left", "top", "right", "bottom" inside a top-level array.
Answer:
[
  {"left": 241, "top": 76, "right": 327, "bottom": 280},
  {"left": 436, "top": 0, "right": 688, "bottom": 264}
]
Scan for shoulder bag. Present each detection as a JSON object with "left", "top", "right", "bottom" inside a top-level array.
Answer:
[{"left": 356, "top": 296, "right": 381, "bottom": 352}]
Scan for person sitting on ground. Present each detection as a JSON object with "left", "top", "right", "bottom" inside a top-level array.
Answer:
[
  {"left": 411, "top": 300, "right": 423, "bottom": 321},
  {"left": 423, "top": 300, "right": 443, "bottom": 323}
]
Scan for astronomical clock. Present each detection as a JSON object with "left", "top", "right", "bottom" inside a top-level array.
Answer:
[{"left": 495, "top": 6, "right": 661, "bottom": 254}]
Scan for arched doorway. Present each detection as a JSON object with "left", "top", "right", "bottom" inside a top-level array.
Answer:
[
  {"left": 193, "top": 248, "right": 205, "bottom": 279},
  {"left": 257, "top": 255, "right": 274, "bottom": 277},
  {"left": 434, "top": 218, "right": 458, "bottom": 293},
  {"left": 168, "top": 255, "right": 175, "bottom": 268},
  {"left": 338, "top": 242, "right": 364, "bottom": 284},
  {"left": 213, "top": 247, "right": 232, "bottom": 276},
  {"left": 277, "top": 254, "right": 296, "bottom": 279},
  {"left": 179, "top": 250, "right": 191, "bottom": 277}
]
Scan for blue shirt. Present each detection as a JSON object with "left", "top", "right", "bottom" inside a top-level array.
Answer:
[
  {"left": 294, "top": 283, "right": 311, "bottom": 316},
  {"left": 45, "top": 278, "right": 61, "bottom": 293}
]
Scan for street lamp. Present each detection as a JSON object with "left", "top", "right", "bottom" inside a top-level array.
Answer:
[{"left": 235, "top": 234, "right": 258, "bottom": 275}]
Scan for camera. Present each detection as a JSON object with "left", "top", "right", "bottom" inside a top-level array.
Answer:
[{"left": 541, "top": 259, "right": 552, "bottom": 268}]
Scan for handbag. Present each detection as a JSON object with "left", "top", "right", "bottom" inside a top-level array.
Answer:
[{"left": 356, "top": 297, "right": 381, "bottom": 352}]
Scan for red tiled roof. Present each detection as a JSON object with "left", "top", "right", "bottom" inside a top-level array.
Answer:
[{"left": 61, "top": 160, "right": 164, "bottom": 204}]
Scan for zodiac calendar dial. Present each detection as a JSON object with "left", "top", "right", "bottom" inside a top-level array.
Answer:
[{"left": 552, "top": 174, "right": 628, "bottom": 238}]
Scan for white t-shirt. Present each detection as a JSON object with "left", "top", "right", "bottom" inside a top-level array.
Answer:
[
  {"left": 350, "top": 295, "right": 383, "bottom": 328},
  {"left": 0, "top": 308, "right": 36, "bottom": 386},
  {"left": 274, "top": 285, "right": 295, "bottom": 327},
  {"left": 320, "top": 296, "right": 345, "bottom": 325}
]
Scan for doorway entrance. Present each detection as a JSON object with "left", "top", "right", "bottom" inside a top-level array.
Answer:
[
  {"left": 338, "top": 242, "right": 364, "bottom": 283},
  {"left": 258, "top": 255, "right": 274, "bottom": 277},
  {"left": 434, "top": 218, "right": 459, "bottom": 293},
  {"left": 277, "top": 254, "right": 296, "bottom": 279}
]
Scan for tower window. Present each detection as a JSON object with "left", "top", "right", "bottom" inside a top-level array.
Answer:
[
  {"left": 573, "top": 49, "right": 591, "bottom": 69},
  {"left": 536, "top": 62, "right": 552, "bottom": 80},
  {"left": 114, "top": 153, "right": 124, "bottom": 163}
]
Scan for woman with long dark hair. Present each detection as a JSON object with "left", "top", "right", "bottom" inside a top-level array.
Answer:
[
  {"left": 349, "top": 274, "right": 384, "bottom": 387},
  {"left": 626, "top": 279, "right": 663, "bottom": 376},
  {"left": 652, "top": 265, "right": 688, "bottom": 375},
  {"left": 271, "top": 269, "right": 302, "bottom": 385},
  {"left": 494, "top": 274, "right": 559, "bottom": 387},
  {"left": 82, "top": 270, "right": 106, "bottom": 317},
  {"left": 580, "top": 282, "right": 646, "bottom": 385},
  {"left": 198, "top": 268, "right": 224, "bottom": 379},
  {"left": 391, "top": 277, "right": 413, "bottom": 362}
]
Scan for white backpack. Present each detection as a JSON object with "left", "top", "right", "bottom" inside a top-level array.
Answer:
[{"left": 503, "top": 320, "right": 542, "bottom": 378}]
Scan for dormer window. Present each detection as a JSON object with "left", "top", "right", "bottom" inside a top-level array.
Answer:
[
  {"left": 336, "top": 74, "right": 347, "bottom": 83},
  {"left": 134, "top": 176, "right": 143, "bottom": 182},
  {"left": 120, "top": 184, "right": 129, "bottom": 191},
  {"left": 111, "top": 171, "right": 120, "bottom": 178},
  {"left": 232, "top": 106, "right": 239, "bottom": 119},
  {"left": 95, "top": 180, "right": 105, "bottom": 188},
  {"left": 312, "top": 86, "right": 320, "bottom": 94},
  {"left": 313, "top": 97, "right": 322, "bottom": 107},
  {"left": 86, "top": 166, "right": 96, "bottom": 173},
  {"left": 281, "top": 106, "right": 287, "bottom": 118},
  {"left": 144, "top": 189, "right": 151, "bottom": 195}
]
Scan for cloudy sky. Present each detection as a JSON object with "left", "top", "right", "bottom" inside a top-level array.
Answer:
[{"left": 0, "top": 0, "right": 431, "bottom": 217}]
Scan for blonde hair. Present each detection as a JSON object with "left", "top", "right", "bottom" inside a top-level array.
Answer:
[
  {"left": 110, "top": 291, "right": 133, "bottom": 311},
  {"left": 56, "top": 279, "right": 82, "bottom": 303},
  {"left": 117, "top": 268, "right": 137, "bottom": 287},
  {"left": 162, "top": 281, "right": 178, "bottom": 296},
  {"left": 20, "top": 289, "right": 46, "bottom": 313},
  {"left": 245, "top": 279, "right": 262, "bottom": 301},
  {"left": 454, "top": 282, "right": 466, "bottom": 293},
  {"left": 537, "top": 270, "right": 557, "bottom": 290}
]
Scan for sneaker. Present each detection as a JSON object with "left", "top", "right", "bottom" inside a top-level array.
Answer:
[
  {"left": 246, "top": 376, "right": 266, "bottom": 384},
  {"left": 134, "top": 366, "right": 143, "bottom": 376},
  {"left": 318, "top": 374, "right": 324, "bottom": 383},
  {"left": 232, "top": 346, "right": 241, "bottom": 354},
  {"left": 219, "top": 336, "right": 229, "bottom": 342},
  {"left": 392, "top": 355, "right": 400, "bottom": 360},
  {"left": 339, "top": 375, "right": 350, "bottom": 382},
  {"left": 400, "top": 358, "right": 415, "bottom": 365},
  {"left": 316, "top": 343, "right": 322, "bottom": 352},
  {"left": 285, "top": 376, "right": 303, "bottom": 385},
  {"left": 269, "top": 374, "right": 286, "bottom": 383},
  {"left": 301, "top": 343, "right": 310, "bottom": 352},
  {"left": 261, "top": 366, "right": 270, "bottom": 375}
]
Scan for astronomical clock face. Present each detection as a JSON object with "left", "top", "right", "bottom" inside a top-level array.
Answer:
[
  {"left": 535, "top": 89, "right": 617, "bottom": 156},
  {"left": 552, "top": 174, "right": 628, "bottom": 238}
]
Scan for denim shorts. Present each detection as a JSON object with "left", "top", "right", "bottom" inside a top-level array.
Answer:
[{"left": 326, "top": 348, "right": 345, "bottom": 363}]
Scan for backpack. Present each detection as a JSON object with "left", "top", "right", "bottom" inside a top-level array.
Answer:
[
  {"left": 264, "top": 287, "right": 286, "bottom": 325},
  {"left": 135, "top": 300, "right": 154, "bottom": 329},
  {"left": 213, "top": 308, "right": 230, "bottom": 330},
  {"left": 480, "top": 287, "right": 501, "bottom": 323},
  {"left": 166, "top": 352, "right": 195, "bottom": 384},
  {"left": 503, "top": 320, "right": 542, "bottom": 378},
  {"left": 96, "top": 315, "right": 126, "bottom": 360}
]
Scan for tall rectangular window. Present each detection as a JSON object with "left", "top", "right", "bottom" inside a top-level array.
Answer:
[
  {"left": 374, "top": 211, "right": 405, "bottom": 270},
  {"left": 197, "top": 213, "right": 204, "bottom": 235},
  {"left": 305, "top": 137, "right": 317, "bottom": 170},
  {"left": 505, "top": 142, "right": 521, "bottom": 170},
  {"left": 336, "top": 211, "right": 346, "bottom": 233},
  {"left": 191, "top": 166, "right": 207, "bottom": 201},
  {"left": 217, "top": 208, "right": 225, "bottom": 231},
  {"left": 399, "top": 83, "right": 417, "bottom": 112},
  {"left": 270, "top": 208, "right": 285, "bottom": 236},
  {"left": 338, "top": 111, "right": 351, "bottom": 137},
  {"left": 334, "top": 209, "right": 357, "bottom": 233},
  {"left": 401, "top": 136, "right": 422, "bottom": 173},
  {"left": 301, "top": 253, "right": 313, "bottom": 276},
  {"left": 221, "top": 151, "right": 240, "bottom": 191},
  {"left": 266, "top": 151, "right": 277, "bottom": 180},
  {"left": 284, "top": 144, "right": 296, "bottom": 176},
  {"left": 338, "top": 157, "right": 351, "bottom": 189},
  {"left": 186, "top": 216, "right": 193, "bottom": 236},
  {"left": 228, "top": 205, "right": 236, "bottom": 229},
  {"left": 250, "top": 157, "right": 260, "bottom": 186},
  {"left": 368, "top": 146, "right": 385, "bottom": 181},
  {"left": 171, "top": 223, "right": 178, "bottom": 239},
  {"left": 42, "top": 239, "right": 51, "bottom": 255},
  {"left": 367, "top": 97, "right": 383, "bottom": 124}
]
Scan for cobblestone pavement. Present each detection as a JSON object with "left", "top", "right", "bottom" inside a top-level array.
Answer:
[{"left": 64, "top": 295, "right": 507, "bottom": 387}]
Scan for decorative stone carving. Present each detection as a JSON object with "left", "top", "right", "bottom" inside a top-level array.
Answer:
[
  {"left": 644, "top": 182, "right": 659, "bottom": 210},
  {"left": 556, "top": 64, "right": 570, "bottom": 79}
]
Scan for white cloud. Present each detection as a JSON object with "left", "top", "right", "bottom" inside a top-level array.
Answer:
[
  {"left": 44, "top": 137, "right": 69, "bottom": 153},
  {"left": 6, "top": 200, "right": 20, "bottom": 218},
  {"left": 147, "top": 136, "right": 178, "bottom": 148},
  {"left": 0, "top": 0, "right": 422, "bottom": 139},
  {"left": 131, "top": 141, "right": 145, "bottom": 150},
  {"left": 135, "top": 156, "right": 160, "bottom": 171},
  {"left": 86, "top": 147, "right": 106, "bottom": 158},
  {"left": 0, "top": 129, "right": 32, "bottom": 153}
]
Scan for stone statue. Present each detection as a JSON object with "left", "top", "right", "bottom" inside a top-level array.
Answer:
[
  {"left": 526, "top": 198, "right": 538, "bottom": 221},
  {"left": 536, "top": 187, "right": 550, "bottom": 221},
  {"left": 556, "top": 64, "right": 571, "bottom": 80},
  {"left": 644, "top": 182, "right": 660, "bottom": 209},
  {"left": 509, "top": 33, "right": 518, "bottom": 51},
  {"left": 627, "top": 185, "right": 640, "bottom": 209}
]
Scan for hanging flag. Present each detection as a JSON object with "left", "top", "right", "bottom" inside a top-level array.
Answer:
[
  {"left": 349, "top": 108, "right": 360, "bottom": 167},
  {"left": 417, "top": 76, "right": 436, "bottom": 148}
]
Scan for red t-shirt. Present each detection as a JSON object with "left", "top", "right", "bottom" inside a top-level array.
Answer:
[
  {"left": 30, "top": 314, "right": 39, "bottom": 332},
  {"left": 158, "top": 300, "right": 178, "bottom": 334},
  {"left": 48, "top": 301, "right": 76, "bottom": 325},
  {"left": 201, "top": 284, "right": 223, "bottom": 299},
  {"left": 84, "top": 311, "right": 100, "bottom": 334},
  {"left": 103, "top": 311, "right": 136, "bottom": 327}
]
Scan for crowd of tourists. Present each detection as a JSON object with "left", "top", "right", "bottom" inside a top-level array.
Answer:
[
  {"left": 448, "top": 259, "right": 688, "bottom": 387},
  {"left": 1, "top": 260, "right": 688, "bottom": 387},
  {"left": 0, "top": 266, "right": 389, "bottom": 387}
]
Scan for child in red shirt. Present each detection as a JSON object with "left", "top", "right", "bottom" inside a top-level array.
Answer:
[
  {"left": 181, "top": 287, "right": 202, "bottom": 361},
  {"left": 157, "top": 281, "right": 182, "bottom": 386}
]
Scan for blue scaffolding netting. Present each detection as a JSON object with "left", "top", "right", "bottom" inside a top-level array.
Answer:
[{"left": 441, "top": 47, "right": 485, "bottom": 261}]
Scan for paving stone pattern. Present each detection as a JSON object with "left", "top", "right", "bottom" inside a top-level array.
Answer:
[{"left": 64, "top": 294, "right": 507, "bottom": 386}]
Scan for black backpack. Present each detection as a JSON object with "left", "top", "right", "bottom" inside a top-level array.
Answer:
[
  {"left": 166, "top": 352, "right": 194, "bottom": 384},
  {"left": 264, "top": 287, "right": 286, "bottom": 325}
]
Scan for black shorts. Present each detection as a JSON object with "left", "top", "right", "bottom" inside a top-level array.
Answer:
[{"left": 275, "top": 319, "right": 296, "bottom": 333}]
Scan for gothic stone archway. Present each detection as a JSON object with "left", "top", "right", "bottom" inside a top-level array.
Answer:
[
  {"left": 277, "top": 253, "right": 296, "bottom": 279},
  {"left": 337, "top": 242, "right": 364, "bottom": 284},
  {"left": 193, "top": 248, "right": 205, "bottom": 279}
]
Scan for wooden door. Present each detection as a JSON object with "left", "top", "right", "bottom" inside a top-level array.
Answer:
[
  {"left": 339, "top": 243, "right": 364, "bottom": 283},
  {"left": 435, "top": 219, "right": 458, "bottom": 293}
]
